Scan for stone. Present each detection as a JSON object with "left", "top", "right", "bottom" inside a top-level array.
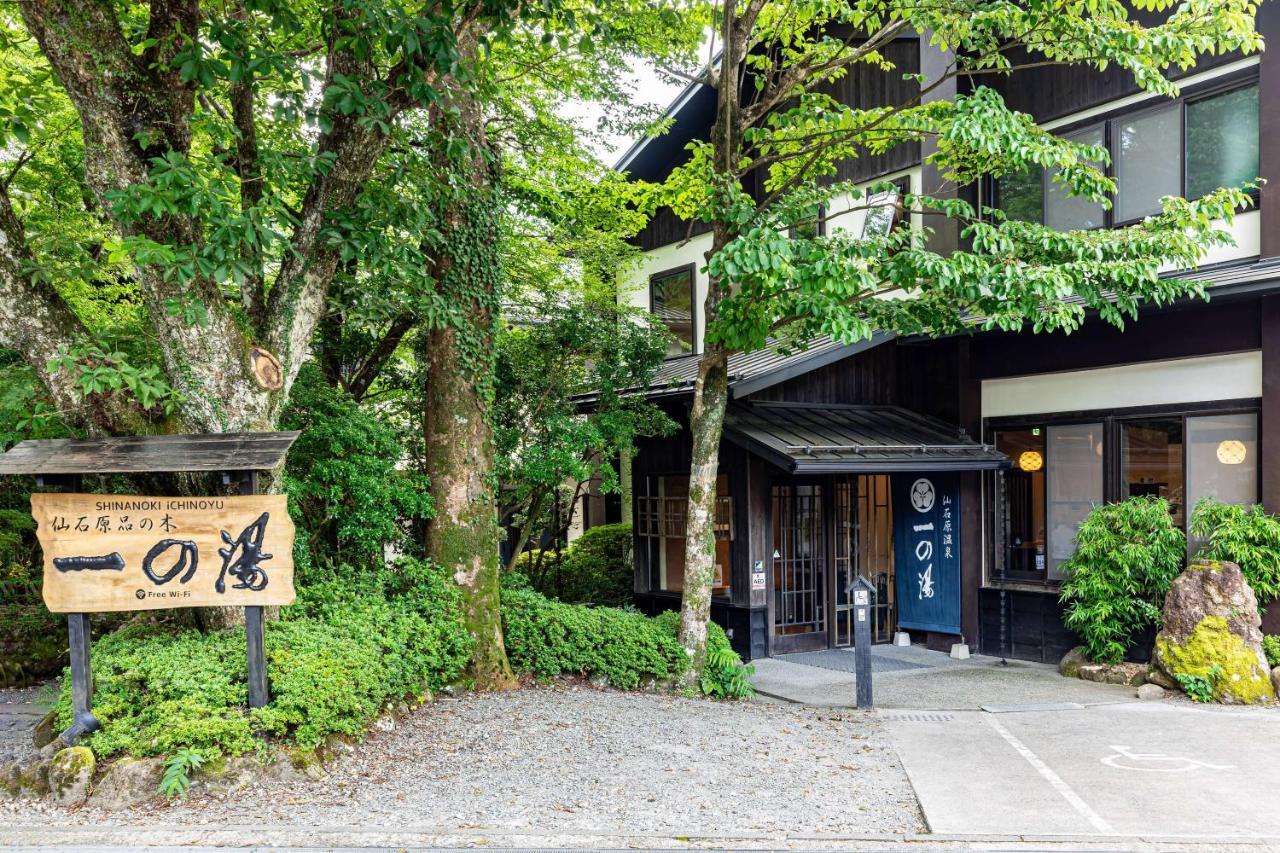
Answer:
[
  {"left": 949, "top": 643, "right": 970, "bottom": 660},
  {"left": 189, "top": 755, "right": 263, "bottom": 796},
  {"left": 287, "top": 748, "right": 327, "bottom": 782},
  {"left": 1272, "top": 665, "right": 1280, "bottom": 698},
  {"left": 1154, "top": 561, "right": 1275, "bottom": 705},
  {"left": 17, "top": 757, "right": 51, "bottom": 797},
  {"left": 47, "top": 746, "right": 94, "bottom": 807},
  {"left": 88, "top": 757, "right": 164, "bottom": 811},
  {"left": 1, "top": 761, "right": 21, "bottom": 798},
  {"left": 372, "top": 714, "right": 396, "bottom": 733},
  {"left": 1146, "top": 665, "right": 1179, "bottom": 691},
  {"left": 1059, "top": 646, "right": 1089, "bottom": 679},
  {"left": 893, "top": 632, "right": 911, "bottom": 647},
  {"left": 1137, "top": 683, "right": 1167, "bottom": 701},
  {"left": 321, "top": 733, "right": 357, "bottom": 760},
  {"left": 31, "top": 710, "right": 58, "bottom": 749},
  {"left": 1072, "top": 659, "right": 1146, "bottom": 686}
]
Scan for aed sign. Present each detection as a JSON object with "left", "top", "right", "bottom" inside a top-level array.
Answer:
[
  {"left": 32, "top": 493, "right": 295, "bottom": 613},
  {"left": 751, "top": 559, "right": 766, "bottom": 591},
  {"left": 891, "top": 474, "right": 961, "bottom": 634}
]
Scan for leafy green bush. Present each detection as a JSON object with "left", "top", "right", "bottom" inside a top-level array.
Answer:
[
  {"left": 1189, "top": 499, "right": 1280, "bottom": 606},
  {"left": 501, "top": 579, "right": 753, "bottom": 697},
  {"left": 1, "top": 509, "right": 64, "bottom": 686},
  {"left": 501, "top": 585, "right": 686, "bottom": 688},
  {"left": 282, "top": 365, "right": 433, "bottom": 568},
  {"left": 527, "top": 523, "right": 633, "bottom": 606},
  {"left": 56, "top": 559, "right": 471, "bottom": 761},
  {"left": 1264, "top": 635, "right": 1280, "bottom": 668},
  {"left": 1176, "top": 664, "right": 1224, "bottom": 703},
  {"left": 1060, "top": 497, "right": 1186, "bottom": 665}
]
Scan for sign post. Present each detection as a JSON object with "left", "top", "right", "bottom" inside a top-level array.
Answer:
[{"left": 850, "top": 576, "right": 876, "bottom": 709}]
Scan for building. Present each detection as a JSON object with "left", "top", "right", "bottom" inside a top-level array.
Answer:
[{"left": 613, "top": 12, "right": 1280, "bottom": 662}]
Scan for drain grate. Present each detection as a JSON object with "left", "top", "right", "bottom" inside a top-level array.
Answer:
[{"left": 880, "top": 711, "right": 955, "bottom": 722}]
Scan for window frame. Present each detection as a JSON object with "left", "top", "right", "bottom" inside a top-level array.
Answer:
[
  {"left": 994, "top": 70, "right": 1260, "bottom": 230},
  {"left": 985, "top": 398, "right": 1261, "bottom": 589},
  {"left": 637, "top": 471, "right": 734, "bottom": 599},
  {"left": 648, "top": 263, "right": 699, "bottom": 360}
]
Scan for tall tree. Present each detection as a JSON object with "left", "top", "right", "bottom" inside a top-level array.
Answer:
[{"left": 651, "top": 0, "right": 1262, "bottom": 676}]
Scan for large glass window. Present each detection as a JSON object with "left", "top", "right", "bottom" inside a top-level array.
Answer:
[
  {"left": 1046, "top": 424, "right": 1104, "bottom": 579},
  {"left": 1186, "top": 85, "right": 1260, "bottom": 201},
  {"left": 638, "top": 474, "right": 731, "bottom": 595},
  {"left": 649, "top": 267, "right": 695, "bottom": 358},
  {"left": 1046, "top": 125, "right": 1107, "bottom": 231},
  {"left": 998, "top": 83, "right": 1258, "bottom": 229},
  {"left": 992, "top": 410, "right": 1259, "bottom": 586},
  {"left": 1114, "top": 104, "right": 1181, "bottom": 222},
  {"left": 1121, "top": 418, "right": 1186, "bottom": 527}
]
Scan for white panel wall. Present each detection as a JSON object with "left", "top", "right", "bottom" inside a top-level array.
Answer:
[
  {"left": 618, "top": 231, "right": 714, "bottom": 353},
  {"left": 981, "top": 351, "right": 1262, "bottom": 419}
]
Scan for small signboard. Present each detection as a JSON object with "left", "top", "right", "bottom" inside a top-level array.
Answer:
[
  {"left": 892, "top": 474, "right": 961, "bottom": 635},
  {"left": 751, "top": 559, "right": 766, "bottom": 591},
  {"left": 32, "top": 493, "right": 295, "bottom": 613}
]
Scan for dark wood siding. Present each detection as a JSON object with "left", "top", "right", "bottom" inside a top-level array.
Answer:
[
  {"left": 635, "top": 207, "right": 713, "bottom": 252},
  {"left": 827, "top": 39, "right": 922, "bottom": 184},
  {"left": 745, "top": 341, "right": 899, "bottom": 405}
]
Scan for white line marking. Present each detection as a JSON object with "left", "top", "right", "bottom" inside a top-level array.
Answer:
[{"left": 984, "top": 714, "right": 1116, "bottom": 835}]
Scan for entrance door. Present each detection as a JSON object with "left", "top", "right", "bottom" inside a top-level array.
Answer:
[
  {"left": 832, "top": 475, "right": 895, "bottom": 646},
  {"left": 771, "top": 482, "right": 826, "bottom": 652}
]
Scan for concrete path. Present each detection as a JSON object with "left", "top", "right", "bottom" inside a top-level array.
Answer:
[
  {"left": 751, "top": 644, "right": 1135, "bottom": 708},
  {"left": 883, "top": 700, "right": 1280, "bottom": 840}
]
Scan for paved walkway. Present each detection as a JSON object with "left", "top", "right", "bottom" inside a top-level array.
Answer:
[
  {"left": 0, "top": 683, "right": 54, "bottom": 763},
  {"left": 751, "top": 643, "right": 1136, "bottom": 708},
  {"left": 884, "top": 700, "right": 1280, "bottom": 840}
]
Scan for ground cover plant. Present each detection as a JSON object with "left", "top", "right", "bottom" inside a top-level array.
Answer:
[
  {"left": 53, "top": 559, "right": 472, "bottom": 762},
  {"left": 516, "top": 523, "right": 634, "bottom": 607},
  {"left": 1060, "top": 497, "right": 1187, "bottom": 664}
]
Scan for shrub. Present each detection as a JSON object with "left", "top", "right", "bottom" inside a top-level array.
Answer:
[
  {"left": 548, "top": 523, "right": 633, "bottom": 606},
  {"left": 1264, "top": 635, "right": 1280, "bottom": 668},
  {"left": 1189, "top": 499, "right": 1280, "bottom": 606},
  {"left": 1, "top": 509, "right": 64, "bottom": 686},
  {"left": 281, "top": 365, "right": 433, "bottom": 568},
  {"left": 501, "top": 585, "right": 686, "bottom": 689},
  {"left": 1060, "top": 497, "right": 1186, "bottom": 665},
  {"left": 501, "top": 579, "right": 753, "bottom": 697},
  {"left": 55, "top": 559, "right": 471, "bottom": 761}
]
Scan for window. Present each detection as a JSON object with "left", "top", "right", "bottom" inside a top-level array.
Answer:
[
  {"left": 1046, "top": 125, "right": 1107, "bottom": 231},
  {"left": 997, "top": 82, "right": 1259, "bottom": 228},
  {"left": 1114, "top": 105, "right": 1180, "bottom": 222},
  {"left": 1186, "top": 85, "right": 1260, "bottom": 201},
  {"left": 990, "top": 409, "right": 1258, "bottom": 586},
  {"left": 638, "top": 474, "right": 732, "bottom": 594},
  {"left": 649, "top": 266, "right": 696, "bottom": 358}
]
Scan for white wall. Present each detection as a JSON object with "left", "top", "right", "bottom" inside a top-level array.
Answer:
[
  {"left": 618, "top": 231, "right": 714, "bottom": 353},
  {"left": 981, "top": 351, "right": 1263, "bottom": 419}
]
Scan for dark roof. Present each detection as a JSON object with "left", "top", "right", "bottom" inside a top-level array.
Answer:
[
  {"left": 0, "top": 432, "right": 301, "bottom": 476},
  {"left": 643, "top": 331, "right": 897, "bottom": 401},
  {"left": 614, "top": 72, "right": 717, "bottom": 183},
  {"left": 724, "top": 402, "right": 1010, "bottom": 473}
]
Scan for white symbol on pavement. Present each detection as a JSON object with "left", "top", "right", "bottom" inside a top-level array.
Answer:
[{"left": 1100, "top": 745, "right": 1235, "bottom": 773}]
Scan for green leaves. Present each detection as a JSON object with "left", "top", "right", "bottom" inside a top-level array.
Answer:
[
  {"left": 159, "top": 749, "right": 206, "bottom": 800},
  {"left": 46, "top": 342, "right": 180, "bottom": 414},
  {"left": 1189, "top": 499, "right": 1280, "bottom": 606},
  {"left": 1059, "top": 497, "right": 1187, "bottom": 664}
]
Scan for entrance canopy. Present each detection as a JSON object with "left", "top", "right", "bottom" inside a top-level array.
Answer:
[{"left": 724, "top": 402, "right": 1008, "bottom": 474}]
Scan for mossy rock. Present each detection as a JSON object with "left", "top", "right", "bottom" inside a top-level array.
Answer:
[
  {"left": 48, "top": 746, "right": 94, "bottom": 807},
  {"left": 1156, "top": 615, "right": 1275, "bottom": 705}
]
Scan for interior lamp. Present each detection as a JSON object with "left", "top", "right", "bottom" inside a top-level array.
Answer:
[
  {"left": 1216, "top": 440, "right": 1247, "bottom": 465},
  {"left": 1018, "top": 450, "right": 1044, "bottom": 472}
]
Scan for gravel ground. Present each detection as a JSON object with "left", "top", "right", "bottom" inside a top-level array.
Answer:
[
  {"left": 0, "top": 681, "right": 56, "bottom": 764},
  {"left": 0, "top": 683, "right": 923, "bottom": 839}
]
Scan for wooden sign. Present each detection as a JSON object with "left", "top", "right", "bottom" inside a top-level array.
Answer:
[{"left": 32, "top": 493, "right": 295, "bottom": 613}]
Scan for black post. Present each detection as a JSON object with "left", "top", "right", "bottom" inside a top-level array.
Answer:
[
  {"left": 225, "top": 469, "right": 269, "bottom": 709},
  {"left": 61, "top": 613, "right": 100, "bottom": 742},
  {"left": 851, "top": 576, "right": 875, "bottom": 709},
  {"left": 36, "top": 473, "right": 100, "bottom": 743}
]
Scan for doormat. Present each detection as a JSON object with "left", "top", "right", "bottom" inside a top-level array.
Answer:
[{"left": 777, "top": 648, "right": 931, "bottom": 674}]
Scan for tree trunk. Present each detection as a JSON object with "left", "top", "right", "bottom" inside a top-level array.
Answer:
[
  {"left": 421, "top": 88, "right": 515, "bottom": 690},
  {"left": 677, "top": 343, "right": 730, "bottom": 681},
  {"left": 619, "top": 447, "right": 634, "bottom": 527}
]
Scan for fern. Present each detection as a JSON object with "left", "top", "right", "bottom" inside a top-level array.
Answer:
[{"left": 159, "top": 748, "right": 205, "bottom": 800}]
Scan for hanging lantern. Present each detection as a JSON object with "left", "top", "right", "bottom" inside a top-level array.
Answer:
[
  {"left": 1216, "top": 439, "right": 1247, "bottom": 465},
  {"left": 1018, "top": 450, "right": 1044, "bottom": 472}
]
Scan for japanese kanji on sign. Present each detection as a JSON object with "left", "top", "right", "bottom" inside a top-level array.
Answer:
[{"left": 32, "top": 492, "right": 295, "bottom": 613}]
